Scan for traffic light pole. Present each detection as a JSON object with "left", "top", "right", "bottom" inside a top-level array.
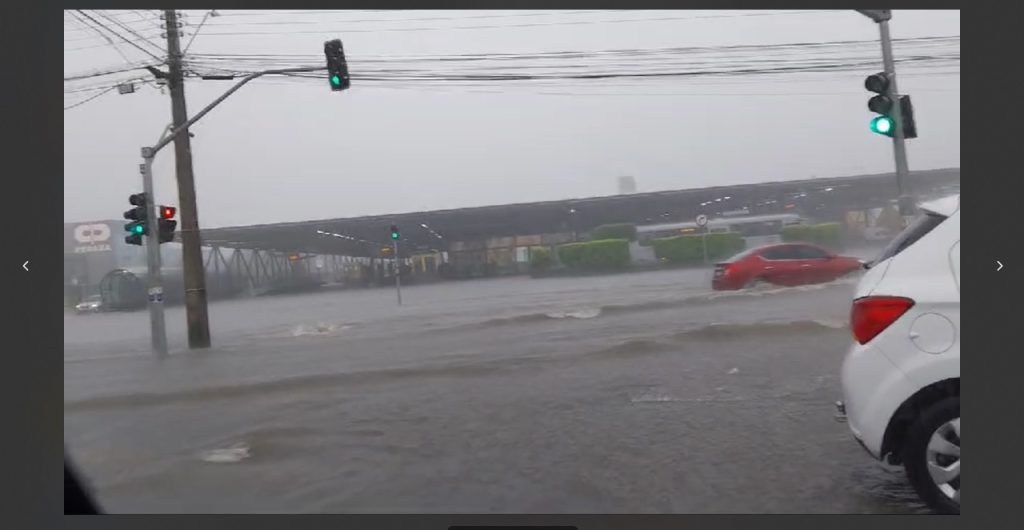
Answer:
[
  {"left": 140, "top": 154, "right": 168, "bottom": 357},
  {"left": 877, "top": 20, "right": 914, "bottom": 216},
  {"left": 139, "top": 60, "right": 326, "bottom": 351},
  {"left": 393, "top": 239, "right": 402, "bottom": 306},
  {"left": 150, "top": 64, "right": 328, "bottom": 155},
  {"left": 859, "top": 10, "right": 915, "bottom": 216}
]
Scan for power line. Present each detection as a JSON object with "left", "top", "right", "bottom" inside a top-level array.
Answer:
[
  {"left": 197, "top": 10, "right": 843, "bottom": 37},
  {"left": 61, "top": 66, "right": 957, "bottom": 107},
  {"left": 203, "top": 9, "right": 609, "bottom": 26},
  {"left": 64, "top": 61, "right": 159, "bottom": 82},
  {"left": 66, "top": 10, "right": 746, "bottom": 42},
  {"left": 68, "top": 10, "right": 132, "bottom": 63},
  {"left": 180, "top": 37, "right": 959, "bottom": 85},
  {"left": 63, "top": 10, "right": 162, "bottom": 34},
  {"left": 64, "top": 73, "right": 158, "bottom": 94},
  {"left": 94, "top": 10, "right": 165, "bottom": 57},
  {"left": 64, "top": 86, "right": 117, "bottom": 110},
  {"left": 197, "top": 54, "right": 956, "bottom": 85},
  {"left": 131, "top": 10, "right": 164, "bottom": 31},
  {"left": 75, "top": 9, "right": 165, "bottom": 62},
  {"left": 212, "top": 9, "right": 532, "bottom": 18},
  {"left": 183, "top": 9, "right": 216, "bottom": 55},
  {"left": 184, "top": 35, "right": 958, "bottom": 64}
]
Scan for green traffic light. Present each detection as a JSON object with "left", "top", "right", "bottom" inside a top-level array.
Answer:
[
  {"left": 133, "top": 224, "right": 145, "bottom": 235},
  {"left": 870, "top": 116, "right": 894, "bottom": 135},
  {"left": 330, "top": 75, "right": 341, "bottom": 86},
  {"left": 391, "top": 233, "right": 399, "bottom": 240}
]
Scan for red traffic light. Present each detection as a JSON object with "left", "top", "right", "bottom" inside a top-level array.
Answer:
[{"left": 160, "top": 206, "right": 177, "bottom": 219}]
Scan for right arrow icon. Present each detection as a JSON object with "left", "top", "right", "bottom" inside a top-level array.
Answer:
[{"left": 997, "top": 260, "right": 1004, "bottom": 271}]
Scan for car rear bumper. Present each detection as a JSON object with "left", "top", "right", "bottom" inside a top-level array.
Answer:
[
  {"left": 840, "top": 342, "right": 919, "bottom": 461},
  {"left": 835, "top": 400, "right": 875, "bottom": 458}
]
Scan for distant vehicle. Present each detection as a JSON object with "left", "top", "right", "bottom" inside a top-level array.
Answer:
[
  {"left": 711, "top": 243, "right": 861, "bottom": 290},
  {"left": 838, "top": 194, "right": 960, "bottom": 514},
  {"left": 74, "top": 295, "right": 103, "bottom": 314},
  {"left": 637, "top": 213, "right": 804, "bottom": 241}
]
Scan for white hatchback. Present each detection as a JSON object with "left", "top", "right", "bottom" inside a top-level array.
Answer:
[{"left": 838, "top": 195, "right": 960, "bottom": 514}]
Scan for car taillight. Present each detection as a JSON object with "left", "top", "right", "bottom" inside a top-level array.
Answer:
[{"left": 850, "top": 296, "right": 915, "bottom": 345}]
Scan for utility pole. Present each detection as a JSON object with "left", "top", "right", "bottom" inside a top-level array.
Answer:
[
  {"left": 164, "top": 9, "right": 211, "bottom": 348},
  {"left": 858, "top": 9, "right": 915, "bottom": 217}
]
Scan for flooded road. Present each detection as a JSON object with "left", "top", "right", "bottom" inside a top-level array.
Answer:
[{"left": 64, "top": 266, "right": 927, "bottom": 513}]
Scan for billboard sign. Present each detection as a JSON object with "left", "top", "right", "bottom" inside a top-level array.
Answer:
[{"left": 71, "top": 223, "right": 112, "bottom": 253}]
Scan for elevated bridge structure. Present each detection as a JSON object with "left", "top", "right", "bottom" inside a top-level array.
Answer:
[{"left": 196, "top": 168, "right": 959, "bottom": 260}]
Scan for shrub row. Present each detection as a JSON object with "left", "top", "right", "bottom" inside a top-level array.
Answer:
[
  {"left": 528, "top": 246, "right": 553, "bottom": 272},
  {"left": 556, "top": 239, "right": 632, "bottom": 271},
  {"left": 590, "top": 223, "right": 638, "bottom": 242},
  {"left": 781, "top": 222, "right": 843, "bottom": 250},
  {"left": 652, "top": 233, "right": 746, "bottom": 264}
]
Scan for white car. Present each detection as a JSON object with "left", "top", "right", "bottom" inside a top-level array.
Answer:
[
  {"left": 74, "top": 295, "right": 103, "bottom": 314},
  {"left": 838, "top": 195, "right": 960, "bottom": 514}
]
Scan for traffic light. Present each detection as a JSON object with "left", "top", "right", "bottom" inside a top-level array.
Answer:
[
  {"left": 864, "top": 72, "right": 917, "bottom": 139},
  {"left": 897, "top": 94, "right": 917, "bottom": 139},
  {"left": 158, "top": 205, "right": 177, "bottom": 244},
  {"left": 324, "top": 39, "right": 350, "bottom": 91},
  {"left": 390, "top": 225, "right": 400, "bottom": 241},
  {"left": 123, "top": 192, "right": 148, "bottom": 246}
]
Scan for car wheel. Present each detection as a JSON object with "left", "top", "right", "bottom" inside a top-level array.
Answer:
[
  {"left": 743, "top": 277, "right": 764, "bottom": 289},
  {"left": 902, "top": 396, "right": 960, "bottom": 514}
]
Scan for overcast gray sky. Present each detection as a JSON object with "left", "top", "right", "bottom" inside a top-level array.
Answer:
[{"left": 64, "top": 10, "right": 960, "bottom": 228}]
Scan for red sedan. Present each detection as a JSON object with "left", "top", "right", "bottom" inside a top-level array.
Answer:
[{"left": 712, "top": 243, "right": 863, "bottom": 290}]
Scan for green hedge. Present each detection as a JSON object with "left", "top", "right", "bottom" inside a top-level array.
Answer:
[
  {"left": 529, "top": 246, "right": 553, "bottom": 272},
  {"left": 557, "top": 239, "right": 631, "bottom": 271},
  {"left": 652, "top": 233, "right": 746, "bottom": 265},
  {"left": 781, "top": 222, "right": 843, "bottom": 250},
  {"left": 591, "top": 223, "right": 638, "bottom": 242}
]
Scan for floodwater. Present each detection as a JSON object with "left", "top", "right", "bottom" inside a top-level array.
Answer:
[{"left": 64, "top": 265, "right": 928, "bottom": 513}]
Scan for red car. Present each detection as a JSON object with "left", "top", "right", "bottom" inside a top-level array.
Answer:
[{"left": 712, "top": 243, "right": 862, "bottom": 290}]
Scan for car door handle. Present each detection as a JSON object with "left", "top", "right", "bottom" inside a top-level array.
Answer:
[
  {"left": 765, "top": 266, "right": 774, "bottom": 270},
  {"left": 801, "top": 264, "right": 811, "bottom": 267}
]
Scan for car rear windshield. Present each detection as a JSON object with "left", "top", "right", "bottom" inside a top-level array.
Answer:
[{"left": 869, "top": 211, "right": 947, "bottom": 267}]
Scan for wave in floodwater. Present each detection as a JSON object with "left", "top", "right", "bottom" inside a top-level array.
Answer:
[
  {"left": 63, "top": 353, "right": 551, "bottom": 413},
  {"left": 448, "top": 279, "right": 854, "bottom": 333},
  {"left": 545, "top": 308, "right": 603, "bottom": 320},
  {"left": 290, "top": 322, "right": 354, "bottom": 337},
  {"left": 591, "top": 319, "right": 847, "bottom": 358},
  {"left": 65, "top": 318, "right": 848, "bottom": 413},
  {"left": 61, "top": 315, "right": 847, "bottom": 415}
]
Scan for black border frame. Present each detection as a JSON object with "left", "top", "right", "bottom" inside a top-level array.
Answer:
[{"left": 11, "top": 1, "right": 1015, "bottom": 527}]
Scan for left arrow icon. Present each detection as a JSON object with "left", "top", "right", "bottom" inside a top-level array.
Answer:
[{"left": 22, "top": 260, "right": 28, "bottom": 271}]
